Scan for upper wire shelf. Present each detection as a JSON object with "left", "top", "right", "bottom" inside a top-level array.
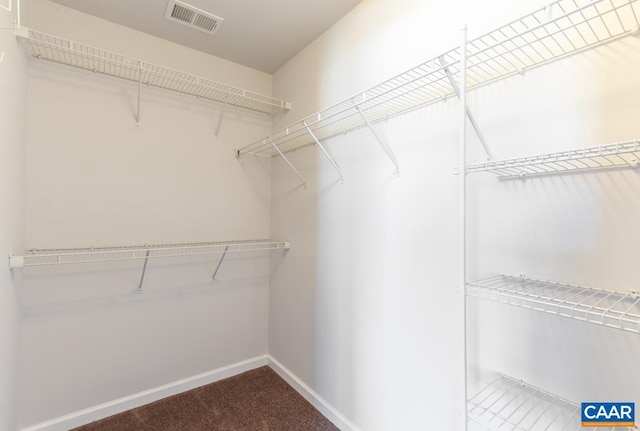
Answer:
[
  {"left": 468, "top": 373, "right": 635, "bottom": 430},
  {"left": 16, "top": 28, "right": 291, "bottom": 115},
  {"left": 9, "top": 239, "right": 290, "bottom": 269},
  {"left": 466, "top": 140, "right": 640, "bottom": 178},
  {"left": 238, "top": 0, "right": 640, "bottom": 157},
  {"left": 467, "top": 275, "right": 640, "bottom": 333}
]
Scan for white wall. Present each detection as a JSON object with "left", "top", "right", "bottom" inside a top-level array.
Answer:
[
  {"left": 18, "top": 0, "right": 276, "bottom": 428},
  {"left": 270, "top": 0, "right": 640, "bottom": 430},
  {"left": 0, "top": 1, "right": 27, "bottom": 430},
  {"left": 465, "top": 32, "right": 640, "bottom": 407}
]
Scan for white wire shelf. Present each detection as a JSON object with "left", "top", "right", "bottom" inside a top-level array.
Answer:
[
  {"left": 16, "top": 28, "right": 291, "bottom": 115},
  {"left": 468, "top": 373, "right": 635, "bottom": 430},
  {"left": 466, "top": 140, "right": 640, "bottom": 178},
  {"left": 8, "top": 239, "right": 290, "bottom": 269},
  {"left": 238, "top": 0, "right": 640, "bottom": 158},
  {"left": 467, "top": 275, "right": 640, "bottom": 333}
]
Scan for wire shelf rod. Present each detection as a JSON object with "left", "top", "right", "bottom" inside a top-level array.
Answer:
[
  {"left": 237, "top": 56, "right": 459, "bottom": 156},
  {"left": 465, "top": 0, "right": 640, "bottom": 90},
  {"left": 8, "top": 240, "right": 291, "bottom": 269},
  {"left": 468, "top": 374, "right": 584, "bottom": 431},
  {"left": 467, "top": 275, "right": 640, "bottom": 333},
  {"left": 18, "top": 28, "right": 291, "bottom": 115},
  {"left": 240, "top": 0, "right": 639, "bottom": 158},
  {"left": 470, "top": 0, "right": 622, "bottom": 62},
  {"left": 240, "top": 73, "right": 455, "bottom": 157},
  {"left": 467, "top": 140, "right": 640, "bottom": 178},
  {"left": 252, "top": 89, "right": 456, "bottom": 159}
]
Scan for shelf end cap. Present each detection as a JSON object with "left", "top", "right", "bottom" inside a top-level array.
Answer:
[{"left": 9, "top": 255, "right": 24, "bottom": 269}]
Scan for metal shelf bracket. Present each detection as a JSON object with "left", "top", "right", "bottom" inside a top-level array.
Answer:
[
  {"left": 137, "top": 249, "right": 150, "bottom": 294},
  {"left": 215, "top": 95, "right": 228, "bottom": 141},
  {"left": 354, "top": 104, "right": 400, "bottom": 176},
  {"left": 211, "top": 245, "right": 229, "bottom": 282},
  {"left": 439, "top": 56, "right": 494, "bottom": 161},
  {"left": 303, "top": 120, "right": 344, "bottom": 183},
  {"left": 268, "top": 137, "right": 307, "bottom": 188}
]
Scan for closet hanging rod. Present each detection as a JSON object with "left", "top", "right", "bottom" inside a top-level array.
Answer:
[
  {"left": 16, "top": 28, "right": 292, "bottom": 116},
  {"left": 9, "top": 239, "right": 290, "bottom": 269}
]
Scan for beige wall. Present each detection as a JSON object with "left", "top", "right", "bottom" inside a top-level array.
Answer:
[{"left": 18, "top": 0, "right": 276, "bottom": 428}]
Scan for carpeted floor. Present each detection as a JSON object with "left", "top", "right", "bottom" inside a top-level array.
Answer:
[{"left": 73, "top": 366, "right": 339, "bottom": 431}]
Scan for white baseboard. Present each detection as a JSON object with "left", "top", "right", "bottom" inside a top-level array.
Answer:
[
  {"left": 266, "top": 355, "right": 361, "bottom": 431},
  {"left": 20, "top": 355, "right": 269, "bottom": 431},
  {"left": 20, "top": 354, "right": 359, "bottom": 431}
]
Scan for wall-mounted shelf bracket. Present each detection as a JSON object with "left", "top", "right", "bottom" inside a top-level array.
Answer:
[
  {"left": 354, "top": 104, "right": 400, "bottom": 176},
  {"left": 268, "top": 137, "right": 307, "bottom": 188},
  {"left": 440, "top": 57, "right": 494, "bottom": 161},
  {"left": 137, "top": 249, "right": 150, "bottom": 293},
  {"left": 303, "top": 120, "right": 344, "bottom": 183},
  {"left": 211, "top": 245, "right": 229, "bottom": 281},
  {"left": 215, "top": 94, "right": 228, "bottom": 140}
]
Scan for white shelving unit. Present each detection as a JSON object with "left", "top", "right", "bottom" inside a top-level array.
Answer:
[
  {"left": 9, "top": 239, "right": 290, "bottom": 293},
  {"left": 237, "top": 0, "right": 640, "bottom": 183},
  {"left": 458, "top": 2, "right": 640, "bottom": 429},
  {"left": 9, "top": 239, "right": 290, "bottom": 269},
  {"left": 16, "top": 28, "right": 291, "bottom": 116},
  {"left": 467, "top": 140, "right": 640, "bottom": 179},
  {"left": 467, "top": 275, "right": 640, "bottom": 333},
  {"left": 468, "top": 373, "right": 635, "bottom": 431}
]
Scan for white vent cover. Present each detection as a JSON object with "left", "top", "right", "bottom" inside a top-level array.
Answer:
[{"left": 164, "top": 0, "right": 223, "bottom": 35}]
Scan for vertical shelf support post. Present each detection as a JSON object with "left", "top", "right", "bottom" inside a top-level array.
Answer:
[
  {"left": 138, "top": 249, "right": 150, "bottom": 294},
  {"left": 269, "top": 138, "right": 307, "bottom": 188},
  {"left": 211, "top": 245, "right": 229, "bottom": 281},
  {"left": 303, "top": 120, "right": 344, "bottom": 183},
  {"left": 355, "top": 105, "right": 400, "bottom": 176},
  {"left": 440, "top": 58, "right": 493, "bottom": 160},
  {"left": 459, "top": 26, "right": 469, "bottom": 431},
  {"left": 136, "top": 60, "right": 142, "bottom": 126}
]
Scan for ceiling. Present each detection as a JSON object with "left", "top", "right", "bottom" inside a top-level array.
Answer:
[{"left": 48, "top": 0, "right": 362, "bottom": 74}]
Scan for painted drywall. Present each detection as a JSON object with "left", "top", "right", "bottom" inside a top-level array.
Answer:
[
  {"left": 269, "top": 0, "right": 640, "bottom": 430},
  {"left": 464, "top": 33, "right": 640, "bottom": 408},
  {"left": 18, "top": 0, "right": 276, "bottom": 428},
  {"left": 0, "top": 1, "right": 27, "bottom": 430}
]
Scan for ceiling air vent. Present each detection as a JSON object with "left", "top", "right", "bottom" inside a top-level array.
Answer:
[{"left": 164, "top": 0, "right": 223, "bottom": 35}]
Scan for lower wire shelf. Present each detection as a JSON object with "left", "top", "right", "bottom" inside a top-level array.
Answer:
[
  {"left": 467, "top": 275, "right": 640, "bottom": 334},
  {"left": 468, "top": 374, "right": 635, "bottom": 431},
  {"left": 466, "top": 140, "right": 640, "bottom": 179},
  {"left": 8, "top": 239, "right": 290, "bottom": 269}
]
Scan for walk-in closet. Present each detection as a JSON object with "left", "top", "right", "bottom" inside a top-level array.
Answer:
[{"left": 1, "top": 0, "right": 639, "bottom": 430}]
